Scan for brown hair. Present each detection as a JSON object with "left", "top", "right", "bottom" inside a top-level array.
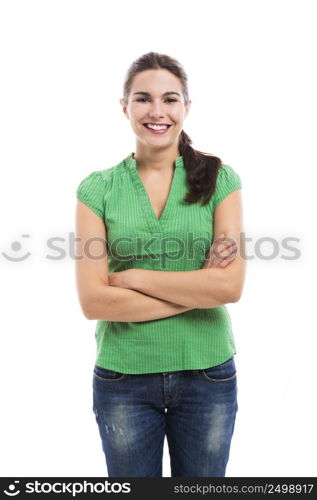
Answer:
[{"left": 122, "top": 51, "right": 223, "bottom": 206}]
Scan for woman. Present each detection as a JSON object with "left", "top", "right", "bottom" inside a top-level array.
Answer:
[{"left": 75, "top": 51, "right": 246, "bottom": 477}]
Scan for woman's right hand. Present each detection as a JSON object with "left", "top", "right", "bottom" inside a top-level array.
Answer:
[{"left": 203, "top": 233, "right": 238, "bottom": 269}]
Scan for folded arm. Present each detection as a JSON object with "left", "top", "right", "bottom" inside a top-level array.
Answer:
[
  {"left": 123, "top": 267, "right": 232, "bottom": 308},
  {"left": 87, "top": 284, "right": 195, "bottom": 321},
  {"left": 76, "top": 199, "right": 195, "bottom": 322},
  {"left": 110, "top": 189, "right": 246, "bottom": 308}
]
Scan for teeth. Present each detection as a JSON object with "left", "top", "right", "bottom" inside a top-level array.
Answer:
[{"left": 145, "top": 124, "right": 168, "bottom": 130}]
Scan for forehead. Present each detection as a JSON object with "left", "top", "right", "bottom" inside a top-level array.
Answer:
[{"left": 130, "top": 69, "right": 182, "bottom": 94}]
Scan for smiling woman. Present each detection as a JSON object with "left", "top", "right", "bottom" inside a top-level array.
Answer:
[{"left": 75, "top": 51, "right": 245, "bottom": 478}]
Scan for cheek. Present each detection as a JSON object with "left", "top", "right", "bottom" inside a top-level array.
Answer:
[
  {"left": 170, "top": 109, "right": 184, "bottom": 123},
  {"left": 128, "top": 106, "right": 141, "bottom": 121}
]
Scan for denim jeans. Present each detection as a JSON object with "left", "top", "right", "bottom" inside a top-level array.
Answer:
[{"left": 92, "top": 356, "right": 238, "bottom": 477}]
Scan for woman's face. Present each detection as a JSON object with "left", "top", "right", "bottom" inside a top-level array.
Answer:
[{"left": 120, "top": 68, "right": 191, "bottom": 151}]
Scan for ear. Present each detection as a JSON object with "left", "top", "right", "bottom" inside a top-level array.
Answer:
[
  {"left": 185, "top": 99, "right": 192, "bottom": 117},
  {"left": 119, "top": 98, "right": 129, "bottom": 119}
]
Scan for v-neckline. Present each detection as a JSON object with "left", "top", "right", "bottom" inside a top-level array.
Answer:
[{"left": 125, "top": 152, "right": 184, "bottom": 233}]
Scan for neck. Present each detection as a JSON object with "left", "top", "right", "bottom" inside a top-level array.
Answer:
[{"left": 133, "top": 145, "right": 180, "bottom": 173}]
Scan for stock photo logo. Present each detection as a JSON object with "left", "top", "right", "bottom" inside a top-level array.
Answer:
[
  {"left": 1, "top": 232, "right": 301, "bottom": 266},
  {"left": 3, "top": 480, "right": 20, "bottom": 496},
  {"left": 2, "top": 235, "right": 31, "bottom": 262},
  {"left": 2, "top": 480, "right": 132, "bottom": 496}
]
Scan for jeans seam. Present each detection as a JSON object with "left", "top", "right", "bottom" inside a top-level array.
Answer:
[
  {"left": 202, "top": 371, "right": 237, "bottom": 383},
  {"left": 93, "top": 372, "right": 126, "bottom": 382}
]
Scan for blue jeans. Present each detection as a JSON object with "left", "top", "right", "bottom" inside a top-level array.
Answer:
[{"left": 92, "top": 356, "right": 238, "bottom": 477}]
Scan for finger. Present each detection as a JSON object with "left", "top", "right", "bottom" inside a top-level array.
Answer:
[
  {"left": 209, "top": 245, "right": 238, "bottom": 268},
  {"left": 212, "top": 242, "right": 237, "bottom": 261},
  {"left": 204, "top": 238, "right": 237, "bottom": 268},
  {"left": 219, "top": 243, "right": 238, "bottom": 258},
  {"left": 218, "top": 253, "right": 237, "bottom": 268},
  {"left": 206, "top": 234, "right": 228, "bottom": 258},
  {"left": 212, "top": 238, "right": 236, "bottom": 258}
]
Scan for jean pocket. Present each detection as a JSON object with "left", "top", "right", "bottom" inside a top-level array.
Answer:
[
  {"left": 93, "top": 365, "right": 126, "bottom": 382},
  {"left": 202, "top": 357, "right": 237, "bottom": 382}
]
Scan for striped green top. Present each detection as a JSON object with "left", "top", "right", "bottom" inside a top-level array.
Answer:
[{"left": 76, "top": 152, "right": 242, "bottom": 374}]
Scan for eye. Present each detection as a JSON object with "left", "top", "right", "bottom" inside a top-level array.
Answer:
[{"left": 135, "top": 97, "right": 178, "bottom": 103}]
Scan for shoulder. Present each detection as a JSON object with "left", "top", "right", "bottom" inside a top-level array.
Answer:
[
  {"left": 211, "top": 163, "right": 242, "bottom": 210},
  {"left": 76, "top": 170, "right": 104, "bottom": 190},
  {"left": 216, "top": 163, "right": 242, "bottom": 187},
  {"left": 76, "top": 158, "right": 126, "bottom": 192},
  {"left": 76, "top": 157, "right": 126, "bottom": 218},
  {"left": 99, "top": 159, "right": 126, "bottom": 182}
]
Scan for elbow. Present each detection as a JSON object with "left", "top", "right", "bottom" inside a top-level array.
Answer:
[
  {"left": 79, "top": 294, "right": 97, "bottom": 320},
  {"left": 229, "top": 292, "right": 241, "bottom": 303},
  {"left": 222, "top": 265, "right": 246, "bottom": 304},
  {"left": 80, "top": 301, "right": 94, "bottom": 320},
  {"left": 80, "top": 285, "right": 113, "bottom": 320},
  {"left": 228, "top": 284, "right": 243, "bottom": 303},
  {"left": 82, "top": 296, "right": 103, "bottom": 320},
  {"left": 220, "top": 281, "right": 242, "bottom": 305},
  {"left": 84, "top": 307, "right": 95, "bottom": 320},
  {"left": 221, "top": 276, "right": 242, "bottom": 304}
]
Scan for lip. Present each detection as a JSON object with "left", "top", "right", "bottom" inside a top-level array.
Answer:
[
  {"left": 142, "top": 123, "right": 172, "bottom": 135},
  {"left": 142, "top": 122, "right": 172, "bottom": 126}
]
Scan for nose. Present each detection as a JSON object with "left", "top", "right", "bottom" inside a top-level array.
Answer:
[{"left": 148, "top": 99, "right": 165, "bottom": 119}]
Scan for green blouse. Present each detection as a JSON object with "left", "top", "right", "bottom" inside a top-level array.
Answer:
[{"left": 76, "top": 152, "right": 242, "bottom": 374}]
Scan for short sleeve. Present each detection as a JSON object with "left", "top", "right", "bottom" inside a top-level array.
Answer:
[
  {"left": 76, "top": 171, "right": 105, "bottom": 219},
  {"left": 212, "top": 164, "right": 242, "bottom": 210}
]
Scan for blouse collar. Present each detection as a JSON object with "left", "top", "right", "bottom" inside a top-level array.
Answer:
[{"left": 124, "top": 152, "right": 184, "bottom": 169}]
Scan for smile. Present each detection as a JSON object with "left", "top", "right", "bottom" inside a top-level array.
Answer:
[{"left": 143, "top": 123, "right": 172, "bottom": 134}]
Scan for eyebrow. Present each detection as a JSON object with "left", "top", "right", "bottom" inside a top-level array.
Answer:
[{"left": 132, "top": 91, "right": 181, "bottom": 97}]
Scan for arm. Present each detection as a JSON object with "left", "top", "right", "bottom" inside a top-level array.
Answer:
[
  {"left": 109, "top": 190, "right": 246, "bottom": 308},
  {"left": 88, "top": 284, "right": 194, "bottom": 322},
  {"left": 75, "top": 200, "right": 193, "bottom": 322},
  {"left": 122, "top": 268, "right": 229, "bottom": 309},
  {"left": 92, "top": 232, "right": 238, "bottom": 320}
]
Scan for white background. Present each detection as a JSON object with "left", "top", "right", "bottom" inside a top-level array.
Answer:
[{"left": 0, "top": 0, "right": 316, "bottom": 477}]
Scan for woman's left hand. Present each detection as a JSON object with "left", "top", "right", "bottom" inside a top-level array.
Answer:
[{"left": 107, "top": 268, "right": 137, "bottom": 289}]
